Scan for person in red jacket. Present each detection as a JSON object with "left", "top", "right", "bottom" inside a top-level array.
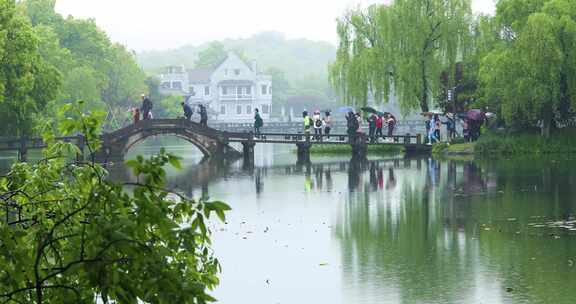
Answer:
[{"left": 375, "top": 114, "right": 384, "bottom": 141}]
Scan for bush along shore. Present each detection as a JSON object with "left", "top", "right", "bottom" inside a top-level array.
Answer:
[
  {"left": 433, "top": 129, "right": 576, "bottom": 157},
  {"left": 307, "top": 144, "right": 404, "bottom": 155}
]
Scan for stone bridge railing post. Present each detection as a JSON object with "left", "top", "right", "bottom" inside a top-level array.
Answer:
[
  {"left": 351, "top": 133, "right": 367, "bottom": 161},
  {"left": 242, "top": 132, "right": 255, "bottom": 165},
  {"left": 296, "top": 142, "right": 311, "bottom": 164}
]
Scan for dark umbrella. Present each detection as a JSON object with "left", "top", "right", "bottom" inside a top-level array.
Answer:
[
  {"left": 361, "top": 106, "right": 379, "bottom": 114},
  {"left": 467, "top": 109, "right": 486, "bottom": 121}
]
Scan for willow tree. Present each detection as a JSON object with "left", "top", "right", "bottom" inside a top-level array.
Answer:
[
  {"left": 330, "top": 0, "right": 473, "bottom": 113},
  {"left": 480, "top": 0, "right": 576, "bottom": 136}
]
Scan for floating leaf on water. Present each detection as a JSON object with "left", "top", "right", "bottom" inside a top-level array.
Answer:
[{"left": 319, "top": 263, "right": 329, "bottom": 266}]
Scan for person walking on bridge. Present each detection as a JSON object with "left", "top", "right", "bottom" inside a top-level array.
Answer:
[
  {"left": 346, "top": 111, "right": 358, "bottom": 143},
  {"left": 303, "top": 111, "right": 311, "bottom": 137},
  {"left": 313, "top": 110, "right": 323, "bottom": 141},
  {"left": 386, "top": 113, "right": 397, "bottom": 139},
  {"left": 324, "top": 111, "right": 332, "bottom": 139},
  {"left": 140, "top": 94, "right": 153, "bottom": 120},
  {"left": 181, "top": 102, "right": 193, "bottom": 121},
  {"left": 375, "top": 114, "right": 384, "bottom": 141},
  {"left": 367, "top": 114, "right": 378, "bottom": 143},
  {"left": 199, "top": 105, "right": 208, "bottom": 127},
  {"left": 254, "top": 108, "right": 263, "bottom": 137}
]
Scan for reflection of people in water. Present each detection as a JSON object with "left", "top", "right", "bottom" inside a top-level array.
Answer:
[
  {"left": 304, "top": 163, "right": 314, "bottom": 192},
  {"left": 463, "top": 162, "right": 485, "bottom": 194},
  {"left": 386, "top": 168, "right": 397, "bottom": 190},
  {"left": 326, "top": 169, "right": 333, "bottom": 192},
  {"left": 348, "top": 161, "right": 362, "bottom": 191},
  {"left": 315, "top": 165, "right": 324, "bottom": 190},
  {"left": 378, "top": 168, "right": 384, "bottom": 189},
  {"left": 369, "top": 163, "right": 378, "bottom": 191},
  {"left": 447, "top": 161, "right": 457, "bottom": 190},
  {"left": 255, "top": 169, "right": 263, "bottom": 195},
  {"left": 305, "top": 175, "right": 314, "bottom": 192},
  {"left": 427, "top": 158, "right": 436, "bottom": 187}
]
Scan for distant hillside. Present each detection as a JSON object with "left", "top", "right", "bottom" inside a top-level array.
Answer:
[{"left": 137, "top": 32, "right": 336, "bottom": 85}]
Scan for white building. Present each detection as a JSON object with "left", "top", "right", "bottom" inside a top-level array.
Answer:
[{"left": 159, "top": 52, "right": 272, "bottom": 122}]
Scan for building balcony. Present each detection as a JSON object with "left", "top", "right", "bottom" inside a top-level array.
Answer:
[{"left": 220, "top": 94, "right": 254, "bottom": 101}]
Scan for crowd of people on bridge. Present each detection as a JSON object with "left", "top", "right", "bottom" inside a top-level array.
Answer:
[
  {"left": 424, "top": 110, "right": 488, "bottom": 144},
  {"left": 129, "top": 93, "right": 487, "bottom": 145},
  {"left": 343, "top": 111, "right": 397, "bottom": 143}
]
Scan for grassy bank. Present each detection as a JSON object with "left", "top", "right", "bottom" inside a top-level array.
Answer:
[
  {"left": 432, "top": 142, "right": 475, "bottom": 155},
  {"left": 308, "top": 144, "right": 404, "bottom": 155},
  {"left": 475, "top": 129, "right": 576, "bottom": 156}
]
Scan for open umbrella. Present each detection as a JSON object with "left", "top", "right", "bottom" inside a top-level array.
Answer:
[
  {"left": 337, "top": 106, "right": 355, "bottom": 113},
  {"left": 361, "top": 106, "right": 378, "bottom": 114},
  {"left": 467, "top": 109, "right": 486, "bottom": 121}
]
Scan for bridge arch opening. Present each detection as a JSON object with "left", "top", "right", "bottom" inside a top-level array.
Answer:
[{"left": 124, "top": 134, "right": 210, "bottom": 162}]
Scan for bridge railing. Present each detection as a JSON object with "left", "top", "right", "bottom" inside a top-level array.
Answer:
[{"left": 227, "top": 132, "right": 422, "bottom": 145}]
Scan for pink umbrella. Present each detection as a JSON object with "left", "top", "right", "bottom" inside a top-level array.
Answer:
[{"left": 467, "top": 109, "right": 486, "bottom": 121}]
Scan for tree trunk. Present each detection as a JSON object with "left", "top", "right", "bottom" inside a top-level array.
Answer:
[{"left": 420, "top": 59, "right": 429, "bottom": 113}]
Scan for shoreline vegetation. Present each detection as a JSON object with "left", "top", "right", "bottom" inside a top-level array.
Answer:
[{"left": 434, "top": 129, "right": 576, "bottom": 157}]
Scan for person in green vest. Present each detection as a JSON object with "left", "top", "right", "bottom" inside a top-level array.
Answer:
[{"left": 303, "top": 110, "right": 311, "bottom": 136}]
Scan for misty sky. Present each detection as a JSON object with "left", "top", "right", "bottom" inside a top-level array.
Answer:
[{"left": 55, "top": 0, "right": 496, "bottom": 51}]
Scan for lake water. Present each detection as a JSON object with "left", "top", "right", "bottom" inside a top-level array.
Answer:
[{"left": 2, "top": 139, "right": 576, "bottom": 304}]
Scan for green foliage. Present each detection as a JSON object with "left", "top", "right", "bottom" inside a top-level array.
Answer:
[
  {"left": 475, "top": 130, "right": 576, "bottom": 155},
  {"left": 0, "top": 0, "right": 61, "bottom": 137},
  {"left": 0, "top": 103, "right": 229, "bottom": 303},
  {"left": 19, "top": 0, "right": 147, "bottom": 131},
  {"left": 432, "top": 142, "right": 475, "bottom": 156},
  {"left": 158, "top": 95, "right": 185, "bottom": 119},
  {"left": 194, "top": 41, "right": 227, "bottom": 69},
  {"left": 479, "top": 0, "right": 576, "bottom": 136},
  {"left": 330, "top": 0, "right": 473, "bottom": 113}
]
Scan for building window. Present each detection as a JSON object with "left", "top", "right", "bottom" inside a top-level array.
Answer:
[
  {"left": 190, "top": 87, "right": 196, "bottom": 96},
  {"left": 222, "top": 86, "right": 228, "bottom": 95},
  {"left": 205, "top": 86, "right": 210, "bottom": 96},
  {"left": 261, "top": 85, "right": 267, "bottom": 95},
  {"left": 236, "top": 105, "right": 242, "bottom": 115},
  {"left": 246, "top": 86, "right": 252, "bottom": 95},
  {"left": 220, "top": 105, "right": 226, "bottom": 115},
  {"left": 237, "top": 87, "right": 242, "bottom": 95},
  {"left": 234, "top": 69, "right": 240, "bottom": 76},
  {"left": 246, "top": 105, "right": 252, "bottom": 114},
  {"left": 262, "top": 104, "right": 270, "bottom": 114}
]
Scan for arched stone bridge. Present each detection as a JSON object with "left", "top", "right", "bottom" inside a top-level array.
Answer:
[
  {"left": 1, "top": 119, "right": 430, "bottom": 163},
  {"left": 98, "top": 119, "right": 244, "bottom": 161}
]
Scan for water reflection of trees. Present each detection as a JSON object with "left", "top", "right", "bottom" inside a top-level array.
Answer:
[
  {"left": 336, "top": 179, "right": 479, "bottom": 303},
  {"left": 335, "top": 158, "right": 576, "bottom": 304}
]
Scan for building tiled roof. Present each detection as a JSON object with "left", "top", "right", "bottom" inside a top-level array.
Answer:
[{"left": 187, "top": 68, "right": 214, "bottom": 84}]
